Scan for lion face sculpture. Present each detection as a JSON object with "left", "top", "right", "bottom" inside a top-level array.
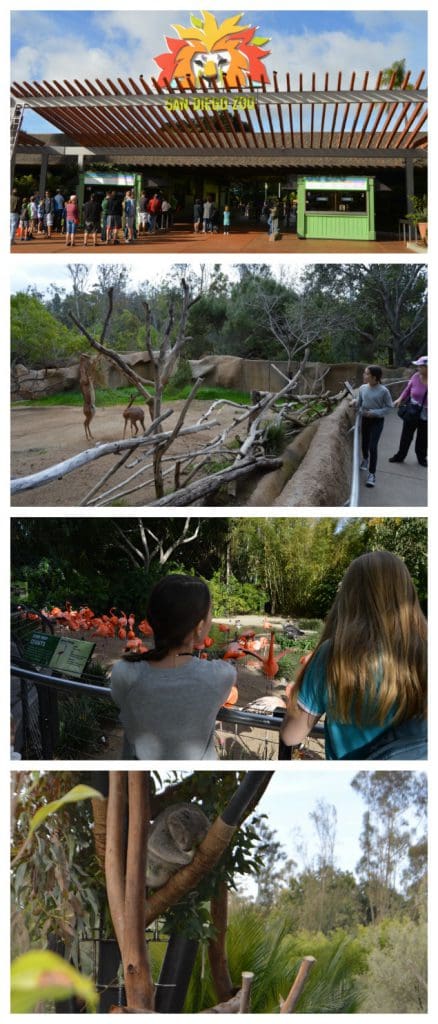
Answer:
[{"left": 154, "top": 10, "right": 271, "bottom": 88}]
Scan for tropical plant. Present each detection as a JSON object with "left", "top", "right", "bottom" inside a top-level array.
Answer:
[
  {"left": 183, "top": 909, "right": 366, "bottom": 1012},
  {"left": 406, "top": 194, "right": 428, "bottom": 223}
]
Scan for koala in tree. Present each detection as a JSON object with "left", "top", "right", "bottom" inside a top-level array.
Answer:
[{"left": 146, "top": 803, "right": 210, "bottom": 888}]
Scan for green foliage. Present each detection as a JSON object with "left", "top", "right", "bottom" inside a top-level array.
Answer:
[
  {"left": 208, "top": 571, "right": 266, "bottom": 616},
  {"left": 229, "top": 518, "right": 366, "bottom": 617},
  {"left": 406, "top": 194, "right": 428, "bottom": 222},
  {"left": 11, "top": 773, "right": 104, "bottom": 963},
  {"left": 357, "top": 919, "right": 427, "bottom": 1012},
  {"left": 169, "top": 356, "right": 193, "bottom": 389},
  {"left": 365, "top": 517, "right": 427, "bottom": 604},
  {"left": 11, "top": 292, "right": 83, "bottom": 365},
  {"left": 184, "top": 910, "right": 366, "bottom": 1013},
  {"left": 262, "top": 418, "right": 286, "bottom": 455},
  {"left": 55, "top": 695, "right": 113, "bottom": 759},
  {"left": 14, "top": 384, "right": 252, "bottom": 408}
]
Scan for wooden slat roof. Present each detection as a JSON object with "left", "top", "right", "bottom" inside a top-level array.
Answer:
[{"left": 11, "top": 71, "right": 427, "bottom": 156}]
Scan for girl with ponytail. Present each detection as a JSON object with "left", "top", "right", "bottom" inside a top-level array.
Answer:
[{"left": 111, "top": 575, "right": 236, "bottom": 759}]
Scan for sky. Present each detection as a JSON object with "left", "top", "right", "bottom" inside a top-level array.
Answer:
[
  {"left": 11, "top": 8, "right": 427, "bottom": 134},
  {"left": 9, "top": 258, "right": 224, "bottom": 295},
  {"left": 210, "top": 767, "right": 425, "bottom": 896}
]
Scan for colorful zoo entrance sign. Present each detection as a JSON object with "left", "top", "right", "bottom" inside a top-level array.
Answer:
[
  {"left": 22, "top": 631, "right": 95, "bottom": 678},
  {"left": 154, "top": 11, "right": 271, "bottom": 103}
]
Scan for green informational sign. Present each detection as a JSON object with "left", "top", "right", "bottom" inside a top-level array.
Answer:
[{"left": 22, "top": 632, "right": 95, "bottom": 678}]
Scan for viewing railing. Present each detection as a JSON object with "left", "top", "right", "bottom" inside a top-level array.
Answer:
[{"left": 11, "top": 662, "right": 325, "bottom": 761}]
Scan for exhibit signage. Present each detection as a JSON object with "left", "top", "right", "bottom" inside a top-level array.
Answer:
[{"left": 22, "top": 631, "right": 96, "bottom": 678}]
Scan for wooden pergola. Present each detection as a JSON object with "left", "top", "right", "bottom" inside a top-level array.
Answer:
[{"left": 11, "top": 68, "right": 427, "bottom": 195}]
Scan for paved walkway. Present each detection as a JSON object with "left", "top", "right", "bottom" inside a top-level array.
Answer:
[
  {"left": 11, "top": 225, "right": 423, "bottom": 255},
  {"left": 358, "top": 409, "right": 427, "bottom": 508}
]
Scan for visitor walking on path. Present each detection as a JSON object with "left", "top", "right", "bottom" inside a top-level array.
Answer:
[
  {"left": 223, "top": 206, "right": 231, "bottom": 234},
  {"left": 280, "top": 551, "right": 427, "bottom": 760},
  {"left": 111, "top": 575, "right": 237, "bottom": 760},
  {"left": 122, "top": 189, "right": 136, "bottom": 244},
  {"left": 43, "top": 191, "right": 55, "bottom": 238},
  {"left": 389, "top": 356, "right": 428, "bottom": 468},
  {"left": 10, "top": 189, "right": 21, "bottom": 243},
  {"left": 83, "top": 193, "right": 101, "bottom": 246},
  {"left": 65, "top": 195, "right": 79, "bottom": 246},
  {"left": 202, "top": 198, "right": 214, "bottom": 232},
  {"left": 352, "top": 365, "right": 393, "bottom": 488},
  {"left": 193, "top": 198, "right": 202, "bottom": 232}
]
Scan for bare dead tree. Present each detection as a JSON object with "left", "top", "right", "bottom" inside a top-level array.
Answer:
[
  {"left": 111, "top": 517, "right": 201, "bottom": 572},
  {"left": 258, "top": 292, "right": 350, "bottom": 376}
]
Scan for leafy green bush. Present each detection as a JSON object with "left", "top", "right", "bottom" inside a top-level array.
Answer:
[
  {"left": 357, "top": 919, "right": 427, "bottom": 1013},
  {"left": 298, "top": 617, "right": 324, "bottom": 631},
  {"left": 263, "top": 418, "right": 286, "bottom": 455},
  {"left": 169, "top": 356, "right": 193, "bottom": 389},
  {"left": 184, "top": 910, "right": 366, "bottom": 1013},
  {"left": 208, "top": 572, "right": 266, "bottom": 616}
]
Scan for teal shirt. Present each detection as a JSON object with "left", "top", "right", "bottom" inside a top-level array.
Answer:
[{"left": 297, "top": 641, "right": 392, "bottom": 759}]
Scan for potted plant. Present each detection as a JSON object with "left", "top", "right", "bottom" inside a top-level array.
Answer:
[{"left": 406, "top": 194, "right": 428, "bottom": 244}]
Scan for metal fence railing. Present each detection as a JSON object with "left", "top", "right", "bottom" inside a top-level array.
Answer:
[{"left": 11, "top": 663, "right": 325, "bottom": 761}]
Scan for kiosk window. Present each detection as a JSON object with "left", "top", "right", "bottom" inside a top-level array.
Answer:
[{"left": 305, "top": 189, "right": 367, "bottom": 213}]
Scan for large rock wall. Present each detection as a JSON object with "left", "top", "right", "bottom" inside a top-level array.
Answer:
[
  {"left": 245, "top": 421, "right": 319, "bottom": 506},
  {"left": 189, "top": 357, "right": 406, "bottom": 394},
  {"left": 274, "top": 399, "right": 355, "bottom": 506},
  {"left": 11, "top": 363, "right": 80, "bottom": 399},
  {"left": 12, "top": 351, "right": 156, "bottom": 400}
]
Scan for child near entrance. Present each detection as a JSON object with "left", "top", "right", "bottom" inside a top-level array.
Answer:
[{"left": 353, "top": 365, "right": 393, "bottom": 487}]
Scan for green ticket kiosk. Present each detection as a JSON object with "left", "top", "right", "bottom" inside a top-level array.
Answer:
[
  {"left": 297, "top": 176, "right": 375, "bottom": 241},
  {"left": 78, "top": 171, "right": 143, "bottom": 214}
]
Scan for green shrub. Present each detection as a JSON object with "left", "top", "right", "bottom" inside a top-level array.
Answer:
[
  {"left": 208, "top": 571, "right": 266, "bottom": 616},
  {"left": 263, "top": 418, "right": 286, "bottom": 455},
  {"left": 357, "top": 919, "right": 427, "bottom": 1013}
]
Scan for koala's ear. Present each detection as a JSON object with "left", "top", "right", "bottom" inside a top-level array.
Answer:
[{"left": 168, "top": 812, "right": 192, "bottom": 852}]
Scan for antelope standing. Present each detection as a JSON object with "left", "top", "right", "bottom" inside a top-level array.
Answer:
[
  {"left": 79, "top": 354, "right": 96, "bottom": 441},
  {"left": 123, "top": 395, "right": 146, "bottom": 437}
]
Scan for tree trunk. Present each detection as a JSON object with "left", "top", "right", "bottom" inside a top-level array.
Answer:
[{"left": 208, "top": 881, "right": 235, "bottom": 1003}]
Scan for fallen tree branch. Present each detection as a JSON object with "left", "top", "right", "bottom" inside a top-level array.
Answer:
[{"left": 149, "top": 457, "right": 283, "bottom": 506}]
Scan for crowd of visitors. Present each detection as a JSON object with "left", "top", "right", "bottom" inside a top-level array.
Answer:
[
  {"left": 10, "top": 187, "right": 174, "bottom": 245},
  {"left": 11, "top": 185, "right": 298, "bottom": 245}
]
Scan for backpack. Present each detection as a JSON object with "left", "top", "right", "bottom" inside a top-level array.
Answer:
[{"left": 340, "top": 718, "right": 427, "bottom": 761}]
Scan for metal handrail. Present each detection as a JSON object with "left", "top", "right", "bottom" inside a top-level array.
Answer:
[
  {"left": 11, "top": 663, "right": 325, "bottom": 743},
  {"left": 348, "top": 408, "right": 362, "bottom": 507}
]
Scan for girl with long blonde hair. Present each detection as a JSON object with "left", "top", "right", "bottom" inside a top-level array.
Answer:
[{"left": 280, "top": 551, "right": 427, "bottom": 759}]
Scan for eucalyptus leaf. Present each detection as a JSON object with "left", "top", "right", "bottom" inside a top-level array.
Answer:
[
  {"left": 29, "top": 786, "right": 103, "bottom": 836},
  {"left": 11, "top": 950, "right": 98, "bottom": 1014}
]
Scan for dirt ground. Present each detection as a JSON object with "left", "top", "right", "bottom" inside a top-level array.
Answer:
[{"left": 11, "top": 400, "right": 247, "bottom": 507}]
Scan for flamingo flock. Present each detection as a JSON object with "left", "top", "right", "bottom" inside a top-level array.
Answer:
[
  {"left": 37, "top": 603, "right": 153, "bottom": 654},
  {"left": 24, "top": 605, "right": 299, "bottom": 694}
]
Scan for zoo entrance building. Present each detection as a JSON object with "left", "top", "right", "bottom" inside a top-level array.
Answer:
[{"left": 11, "top": 54, "right": 427, "bottom": 241}]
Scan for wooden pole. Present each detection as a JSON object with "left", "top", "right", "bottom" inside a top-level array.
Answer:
[{"left": 280, "top": 956, "right": 316, "bottom": 1013}]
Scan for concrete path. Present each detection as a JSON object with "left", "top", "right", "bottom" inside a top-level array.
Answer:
[
  {"left": 11, "top": 225, "right": 422, "bottom": 256},
  {"left": 358, "top": 409, "right": 427, "bottom": 508}
]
